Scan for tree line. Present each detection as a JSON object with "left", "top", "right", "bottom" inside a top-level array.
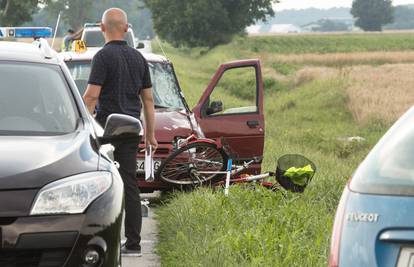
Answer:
[
  {"left": 0, "top": 0, "right": 408, "bottom": 48},
  {"left": 1, "top": 0, "right": 278, "bottom": 46},
  {"left": 0, "top": 0, "right": 153, "bottom": 39}
]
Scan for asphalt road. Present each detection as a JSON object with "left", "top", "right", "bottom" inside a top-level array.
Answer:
[{"left": 121, "top": 194, "right": 160, "bottom": 267}]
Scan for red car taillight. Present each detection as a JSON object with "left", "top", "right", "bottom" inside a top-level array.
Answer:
[{"left": 328, "top": 185, "right": 350, "bottom": 267}]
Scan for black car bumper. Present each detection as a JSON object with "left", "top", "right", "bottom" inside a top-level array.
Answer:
[{"left": 0, "top": 176, "right": 124, "bottom": 267}]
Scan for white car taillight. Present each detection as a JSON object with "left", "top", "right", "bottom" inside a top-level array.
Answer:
[{"left": 329, "top": 184, "right": 350, "bottom": 267}]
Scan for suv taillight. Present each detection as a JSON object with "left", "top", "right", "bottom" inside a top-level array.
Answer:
[{"left": 329, "top": 185, "right": 350, "bottom": 267}]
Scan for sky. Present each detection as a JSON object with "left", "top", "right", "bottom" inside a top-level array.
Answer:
[{"left": 274, "top": 0, "right": 414, "bottom": 10}]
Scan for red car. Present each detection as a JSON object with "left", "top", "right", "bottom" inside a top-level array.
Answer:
[{"left": 60, "top": 48, "right": 265, "bottom": 192}]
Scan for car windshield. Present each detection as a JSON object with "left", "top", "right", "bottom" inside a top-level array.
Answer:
[
  {"left": 0, "top": 62, "right": 78, "bottom": 135},
  {"left": 351, "top": 107, "right": 414, "bottom": 196},
  {"left": 83, "top": 30, "right": 134, "bottom": 47},
  {"left": 65, "top": 61, "right": 186, "bottom": 109}
]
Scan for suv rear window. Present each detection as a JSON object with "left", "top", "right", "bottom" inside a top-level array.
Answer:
[
  {"left": 83, "top": 31, "right": 134, "bottom": 47},
  {"left": 351, "top": 107, "right": 414, "bottom": 195},
  {"left": 0, "top": 62, "right": 78, "bottom": 135}
]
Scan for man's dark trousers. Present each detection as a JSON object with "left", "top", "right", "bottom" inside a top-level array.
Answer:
[{"left": 113, "top": 138, "right": 142, "bottom": 250}]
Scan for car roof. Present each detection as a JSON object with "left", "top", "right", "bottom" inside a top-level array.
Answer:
[
  {"left": 0, "top": 41, "right": 60, "bottom": 64},
  {"left": 84, "top": 22, "right": 133, "bottom": 28},
  {"left": 84, "top": 27, "right": 133, "bottom": 32},
  {"left": 59, "top": 47, "right": 168, "bottom": 63}
]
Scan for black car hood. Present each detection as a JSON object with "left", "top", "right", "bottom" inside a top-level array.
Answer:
[{"left": 0, "top": 131, "right": 99, "bottom": 190}]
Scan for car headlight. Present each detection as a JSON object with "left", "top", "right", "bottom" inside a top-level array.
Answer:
[{"left": 30, "top": 172, "right": 112, "bottom": 215}]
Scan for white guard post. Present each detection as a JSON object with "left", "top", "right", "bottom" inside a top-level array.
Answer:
[
  {"left": 141, "top": 199, "right": 150, "bottom": 218},
  {"left": 145, "top": 146, "right": 155, "bottom": 182},
  {"left": 224, "top": 159, "right": 233, "bottom": 196}
]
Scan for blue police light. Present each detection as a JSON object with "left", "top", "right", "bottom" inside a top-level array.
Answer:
[{"left": 14, "top": 27, "right": 53, "bottom": 38}]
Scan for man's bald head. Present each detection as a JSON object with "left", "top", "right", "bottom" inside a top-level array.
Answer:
[{"left": 101, "top": 8, "right": 128, "bottom": 35}]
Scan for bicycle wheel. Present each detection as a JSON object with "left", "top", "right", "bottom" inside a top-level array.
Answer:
[{"left": 157, "top": 142, "right": 228, "bottom": 185}]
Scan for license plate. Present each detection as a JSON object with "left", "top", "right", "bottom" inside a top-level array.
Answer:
[
  {"left": 397, "top": 247, "right": 414, "bottom": 267},
  {"left": 136, "top": 159, "right": 161, "bottom": 173}
]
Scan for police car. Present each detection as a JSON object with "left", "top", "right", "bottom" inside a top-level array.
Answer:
[
  {"left": 81, "top": 23, "right": 143, "bottom": 49},
  {"left": 60, "top": 41, "right": 266, "bottom": 193}
]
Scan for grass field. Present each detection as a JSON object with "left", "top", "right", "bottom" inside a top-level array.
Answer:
[
  {"left": 238, "top": 33, "right": 414, "bottom": 54},
  {"left": 153, "top": 33, "right": 414, "bottom": 266}
]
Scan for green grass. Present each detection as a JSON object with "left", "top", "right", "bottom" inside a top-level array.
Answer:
[
  {"left": 153, "top": 36, "right": 389, "bottom": 266},
  {"left": 235, "top": 33, "right": 414, "bottom": 54},
  {"left": 271, "top": 62, "right": 299, "bottom": 75}
]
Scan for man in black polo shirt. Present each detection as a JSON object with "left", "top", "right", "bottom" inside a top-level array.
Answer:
[{"left": 83, "top": 7, "right": 157, "bottom": 257}]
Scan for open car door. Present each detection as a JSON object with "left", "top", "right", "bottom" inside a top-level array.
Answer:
[{"left": 193, "top": 59, "right": 265, "bottom": 174}]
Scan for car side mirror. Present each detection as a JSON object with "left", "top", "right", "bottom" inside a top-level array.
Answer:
[
  {"left": 99, "top": 114, "right": 143, "bottom": 145},
  {"left": 206, "top": 101, "right": 223, "bottom": 115},
  {"left": 136, "top": 42, "right": 145, "bottom": 49}
]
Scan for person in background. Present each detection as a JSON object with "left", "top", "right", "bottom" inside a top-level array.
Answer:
[
  {"left": 61, "top": 29, "right": 75, "bottom": 51},
  {"left": 61, "top": 28, "right": 83, "bottom": 51},
  {"left": 82, "top": 8, "right": 157, "bottom": 257}
]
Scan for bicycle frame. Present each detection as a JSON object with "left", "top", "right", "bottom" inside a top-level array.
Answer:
[
  {"left": 158, "top": 134, "right": 272, "bottom": 187},
  {"left": 197, "top": 157, "right": 273, "bottom": 186},
  {"left": 158, "top": 135, "right": 315, "bottom": 193},
  {"left": 176, "top": 135, "right": 270, "bottom": 183},
  {"left": 197, "top": 159, "right": 256, "bottom": 175}
]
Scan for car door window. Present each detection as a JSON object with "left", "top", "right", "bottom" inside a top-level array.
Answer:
[
  {"left": 194, "top": 60, "right": 264, "bottom": 163},
  {"left": 207, "top": 66, "right": 258, "bottom": 116}
]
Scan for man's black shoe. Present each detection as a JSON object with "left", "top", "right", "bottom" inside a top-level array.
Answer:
[{"left": 121, "top": 244, "right": 142, "bottom": 257}]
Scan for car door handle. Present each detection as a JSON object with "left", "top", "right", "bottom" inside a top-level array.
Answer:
[
  {"left": 247, "top": 120, "right": 259, "bottom": 128},
  {"left": 379, "top": 230, "right": 414, "bottom": 243}
]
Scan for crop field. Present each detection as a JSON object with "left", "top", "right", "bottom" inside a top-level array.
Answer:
[
  {"left": 239, "top": 32, "right": 414, "bottom": 54},
  {"left": 153, "top": 33, "right": 414, "bottom": 266}
]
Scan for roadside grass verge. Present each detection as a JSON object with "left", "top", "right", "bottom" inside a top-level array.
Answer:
[
  {"left": 153, "top": 34, "right": 404, "bottom": 266},
  {"left": 157, "top": 187, "right": 336, "bottom": 267}
]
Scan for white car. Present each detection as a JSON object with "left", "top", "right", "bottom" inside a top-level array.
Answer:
[{"left": 81, "top": 23, "right": 146, "bottom": 50}]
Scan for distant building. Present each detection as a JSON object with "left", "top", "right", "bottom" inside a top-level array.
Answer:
[
  {"left": 301, "top": 17, "right": 355, "bottom": 32},
  {"left": 246, "top": 25, "right": 262, "bottom": 35},
  {"left": 268, "top": 24, "right": 301, "bottom": 33},
  {"left": 301, "top": 23, "right": 321, "bottom": 32}
]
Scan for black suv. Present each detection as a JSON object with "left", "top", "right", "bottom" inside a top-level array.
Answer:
[{"left": 0, "top": 39, "right": 141, "bottom": 267}]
